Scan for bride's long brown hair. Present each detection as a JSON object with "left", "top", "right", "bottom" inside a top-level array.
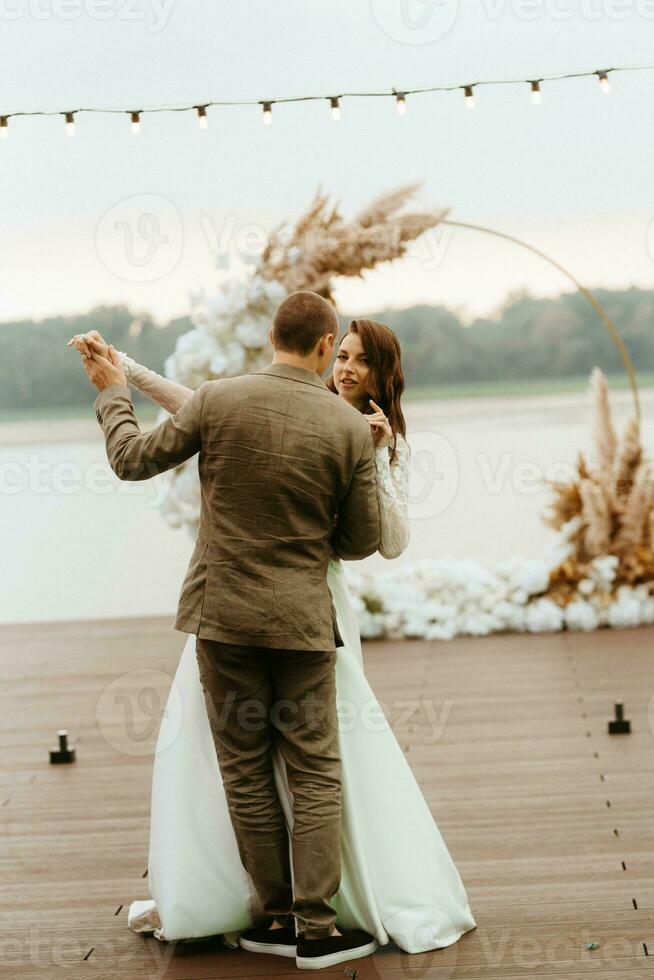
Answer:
[{"left": 327, "top": 318, "right": 406, "bottom": 463}]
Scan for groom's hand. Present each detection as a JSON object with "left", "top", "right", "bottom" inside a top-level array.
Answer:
[{"left": 83, "top": 345, "right": 127, "bottom": 391}]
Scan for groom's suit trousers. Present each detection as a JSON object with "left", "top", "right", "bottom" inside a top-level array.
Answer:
[{"left": 195, "top": 636, "right": 342, "bottom": 940}]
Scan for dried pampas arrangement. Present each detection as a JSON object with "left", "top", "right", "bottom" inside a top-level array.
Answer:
[
  {"left": 258, "top": 183, "right": 448, "bottom": 301},
  {"left": 544, "top": 367, "right": 654, "bottom": 603}
]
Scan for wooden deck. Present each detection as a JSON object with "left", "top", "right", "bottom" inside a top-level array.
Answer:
[{"left": 1, "top": 616, "right": 653, "bottom": 979}]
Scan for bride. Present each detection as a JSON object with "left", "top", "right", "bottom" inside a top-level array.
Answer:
[{"left": 69, "top": 317, "right": 476, "bottom": 955}]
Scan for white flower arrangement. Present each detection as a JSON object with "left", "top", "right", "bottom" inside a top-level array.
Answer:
[
  {"left": 344, "top": 548, "right": 654, "bottom": 641},
  {"left": 164, "top": 260, "right": 286, "bottom": 392}
]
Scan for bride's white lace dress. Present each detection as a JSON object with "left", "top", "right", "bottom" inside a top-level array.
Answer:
[{"left": 118, "top": 353, "right": 476, "bottom": 953}]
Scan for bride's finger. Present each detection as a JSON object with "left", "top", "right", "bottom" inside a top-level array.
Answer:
[{"left": 70, "top": 339, "right": 89, "bottom": 357}]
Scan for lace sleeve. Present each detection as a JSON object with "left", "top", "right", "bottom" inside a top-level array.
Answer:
[
  {"left": 374, "top": 434, "right": 411, "bottom": 559},
  {"left": 116, "top": 351, "right": 195, "bottom": 415}
]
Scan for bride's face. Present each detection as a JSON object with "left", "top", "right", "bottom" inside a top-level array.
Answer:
[{"left": 333, "top": 332, "right": 370, "bottom": 409}]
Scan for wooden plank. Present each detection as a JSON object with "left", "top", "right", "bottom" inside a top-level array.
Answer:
[{"left": 1, "top": 617, "right": 652, "bottom": 977}]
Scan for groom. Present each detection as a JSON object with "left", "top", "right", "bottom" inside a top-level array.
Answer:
[{"left": 86, "top": 290, "right": 381, "bottom": 970}]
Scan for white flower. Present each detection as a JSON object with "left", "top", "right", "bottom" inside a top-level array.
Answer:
[
  {"left": 480, "top": 589, "right": 508, "bottom": 611},
  {"left": 164, "top": 352, "right": 179, "bottom": 383},
  {"left": 251, "top": 274, "right": 286, "bottom": 304},
  {"left": 403, "top": 615, "right": 430, "bottom": 639},
  {"left": 460, "top": 611, "right": 500, "bottom": 636},
  {"left": 235, "top": 315, "right": 271, "bottom": 350},
  {"left": 565, "top": 599, "right": 600, "bottom": 632},
  {"left": 494, "top": 601, "right": 527, "bottom": 630},
  {"left": 176, "top": 330, "right": 208, "bottom": 355},
  {"left": 496, "top": 556, "right": 550, "bottom": 596},
  {"left": 173, "top": 465, "right": 201, "bottom": 507},
  {"left": 210, "top": 341, "right": 247, "bottom": 377},
  {"left": 589, "top": 554, "right": 619, "bottom": 589},
  {"left": 641, "top": 596, "right": 654, "bottom": 625},
  {"left": 380, "top": 589, "right": 423, "bottom": 617},
  {"left": 425, "top": 622, "right": 457, "bottom": 641},
  {"left": 510, "top": 589, "right": 529, "bottom": 606},
  {"left": 578, "top": 578, "right": 595, "bottom": 595},
  {"left": 524, "top": 598, "right": 564, "bottom": 633},
  {"left": 359, "top": 612, "right": 386, "bottom": 639},
  {"left": 160, "top": 465, "right": 201, "bottom": 529},
  {"left": 423, "top": 600, "right": 457, "bottom": 621},
  {"left": 606, "top": 588, "right": 645, "bottom": 629}
]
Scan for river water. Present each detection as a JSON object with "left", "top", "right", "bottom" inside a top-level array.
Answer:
[{"left": 2, "top": 386, "right": 650, "bottom": 625}]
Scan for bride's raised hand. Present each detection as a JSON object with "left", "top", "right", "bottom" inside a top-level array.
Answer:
[
  {"left": 366, "top": 399, "right": 392, "bottom": 449},
  {"left": 67, "top": 329, "right": 110, "bottom": 361}
]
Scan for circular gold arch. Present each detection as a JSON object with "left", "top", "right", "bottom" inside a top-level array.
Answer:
[{"left": 442, "top": 219, "right": 640, "bottom": 420}]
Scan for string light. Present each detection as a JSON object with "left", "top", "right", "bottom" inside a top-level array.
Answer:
[
  {"left": 0, "top": 63, "right": 646, "bottom": 139},
  {"left": 597, "top": 70, "right": 611, "bottom": 94},
  {"left": 64, "top": 112, "right": 75, "bottom": 136}
]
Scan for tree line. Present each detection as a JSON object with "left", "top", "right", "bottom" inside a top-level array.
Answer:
[{"left": 1, "top": 287, "right": 652, "bottom": 412}]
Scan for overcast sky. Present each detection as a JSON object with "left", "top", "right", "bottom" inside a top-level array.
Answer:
[{"left": 1, "top": 0, "right": 653, "bottom": 322}]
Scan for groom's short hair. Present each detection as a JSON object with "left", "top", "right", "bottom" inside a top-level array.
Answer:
[{"left": 272, "top": 290, "right": 339, "bottom": 356}]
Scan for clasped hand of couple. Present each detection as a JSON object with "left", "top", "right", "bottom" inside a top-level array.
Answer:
[
  {"left": 67, "top": 330, "right": 126, "bottom": 392},
  {"left": 66, "top": 329, "right": 393, "bottom": 449}
]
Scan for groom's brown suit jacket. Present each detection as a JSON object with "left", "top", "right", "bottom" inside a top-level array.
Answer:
[{"left": 94, "top": 362, "right": 381, "bottom": 651}]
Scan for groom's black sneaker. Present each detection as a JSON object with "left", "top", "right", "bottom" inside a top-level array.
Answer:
[
  {"left": 296, "top": 927, "right": 378, "bottom": 970},
  {"left": 239, "top": 923, "right": 297, "bottom": 958}
]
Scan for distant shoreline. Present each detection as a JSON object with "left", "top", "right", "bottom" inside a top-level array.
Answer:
[{"left": 2, "top": 373, "right": 651, "bottom": 446}]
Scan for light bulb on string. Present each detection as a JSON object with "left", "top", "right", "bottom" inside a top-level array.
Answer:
[
  {"left": 0, "top": 62, "right": 649, "bottom": 140},
  {"left": 597, "top": 70, "right": 611, "bottom": 94}
]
